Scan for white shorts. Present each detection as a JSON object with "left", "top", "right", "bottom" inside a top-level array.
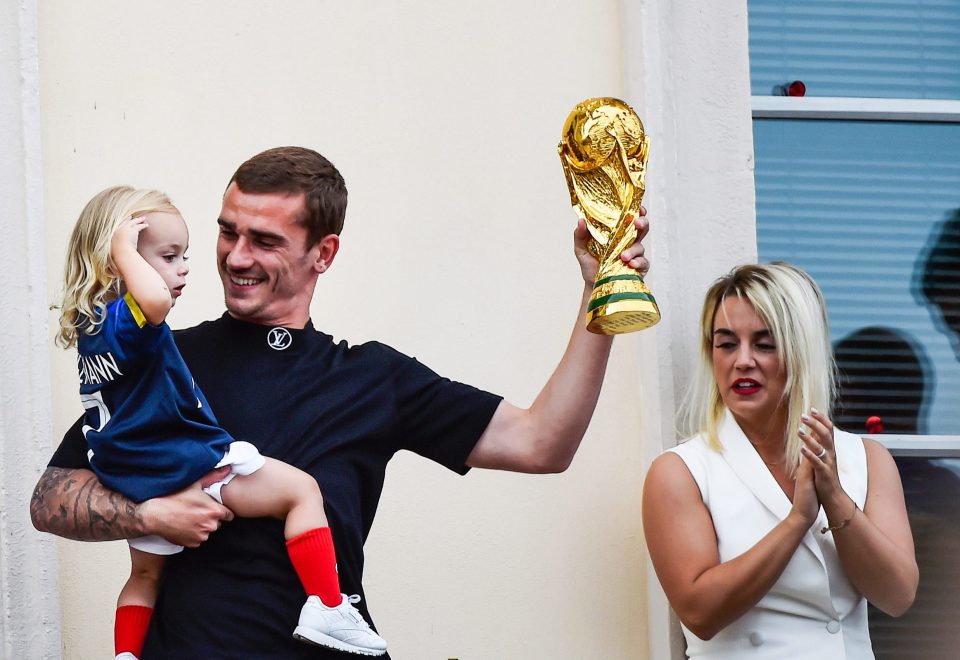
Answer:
[{"left": 128, "top": 441, "right": 266, "bottom": 556}]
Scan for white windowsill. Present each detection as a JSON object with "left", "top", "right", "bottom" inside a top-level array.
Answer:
[
  {"left": 752, "top": 96, "right": 960, "bottom": 122},
  {"left": 868, "top": 435, "right": 960, "bottom": 457}
]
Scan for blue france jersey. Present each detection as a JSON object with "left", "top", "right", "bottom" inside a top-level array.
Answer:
[{"left": 77, "top": 294, "right": 232, "bottom": 502}]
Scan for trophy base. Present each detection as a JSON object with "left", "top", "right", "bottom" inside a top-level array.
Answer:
[
  {"left": 586, "top": 273, "right": 661, "bottom": 335},
  {"left": 587, "top": 300, "right": 661, "bottom": 334}
]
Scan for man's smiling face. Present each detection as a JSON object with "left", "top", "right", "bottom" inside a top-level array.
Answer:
[{"left": 216, "top": 183, "right": 337, "bottom": 328}]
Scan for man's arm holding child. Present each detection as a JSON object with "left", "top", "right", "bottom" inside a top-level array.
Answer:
[{"left": 31, "top": 464, "right": 232, "bottom": 546}]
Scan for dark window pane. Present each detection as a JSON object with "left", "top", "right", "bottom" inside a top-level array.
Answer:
[{"left": 869, "top": 456, "right": 960, "bottom": 659}]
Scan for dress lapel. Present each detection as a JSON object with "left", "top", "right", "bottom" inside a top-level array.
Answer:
[{"left": 716, "top": 410, "right": 828, "bottom": 570}]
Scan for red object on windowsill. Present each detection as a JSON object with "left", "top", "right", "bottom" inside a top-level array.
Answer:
[
  {"left": 776, "top": 80, "right": 807, "bottom": 97},
  {"left": 866, "top": 415, "right": 884, "bottom": 434}
]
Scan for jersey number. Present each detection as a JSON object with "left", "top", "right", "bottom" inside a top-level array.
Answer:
[{"left": 80, "top": 391, "right": 111, "bottom": 439}]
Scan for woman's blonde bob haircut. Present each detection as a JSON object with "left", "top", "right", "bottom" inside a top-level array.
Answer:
[
  {"left": 57, "top": 185, "right": 179, "bottom": 349},
  {"left": 678, "top": 262, "right": 835, "bottom": 474}
]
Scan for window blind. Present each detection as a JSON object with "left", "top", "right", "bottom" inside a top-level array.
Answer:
[
  {"left": 749, "top": 0, "right": 960, "bottom": 99},
  {"left": 753, "top": 118, "right": 960, "bottom": 436}
]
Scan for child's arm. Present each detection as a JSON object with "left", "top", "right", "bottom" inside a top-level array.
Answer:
[{"left": 111, "top": 216, "right": 172, "bottom": 325}]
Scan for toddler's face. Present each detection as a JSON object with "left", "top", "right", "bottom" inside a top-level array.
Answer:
[{"left": 138, "top": 212, "right": 190, "bottom": 304}]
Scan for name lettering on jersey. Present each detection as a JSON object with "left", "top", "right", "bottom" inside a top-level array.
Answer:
[{"left": 77, "top": 352, "right": 123, "bottom": 385}]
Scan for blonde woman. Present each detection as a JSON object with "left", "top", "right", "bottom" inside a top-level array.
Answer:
[
  {"left": 643, "top": 263, "right": 917, "bottom": 659},
  {"left": 56, "top": 186, "right": 386, "bottom": 659}
]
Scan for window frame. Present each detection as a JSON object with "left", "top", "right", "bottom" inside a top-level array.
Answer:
[
  {"left": 752, "top": 97, "right": 960, "bottom": 123},
  {"left": 871, "top": 436, "right": 960, "bottom": 457},
  {"left": 752, "top": 94, "right": 960, "bottom": 447}
]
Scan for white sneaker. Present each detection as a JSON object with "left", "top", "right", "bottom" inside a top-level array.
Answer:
[
  {"left": 293, "top": 594, "right": 387, "bottom": 656},
  {"left": 115, "top": 654, "right": 139, "bottom": 660}
]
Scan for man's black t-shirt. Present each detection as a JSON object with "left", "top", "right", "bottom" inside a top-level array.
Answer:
[{"left": 51, "top": 313, "right": 502, "bottom": 659}]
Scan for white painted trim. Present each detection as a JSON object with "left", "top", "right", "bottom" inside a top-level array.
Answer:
[
  {"left": 0, "top": 1, "right": 61, "bottom": 658},
  {"left": 752, "top": 96, "right": 960, "bottom": 122},
  {"left": 627, "top": 1, "right": 757, "bottom": 657},
  {"left": 870, "top": 435, "right": 960, "bottom": 457}
]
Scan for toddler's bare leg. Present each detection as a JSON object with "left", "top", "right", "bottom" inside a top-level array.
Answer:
[
  {"left": 220, "top": 459, "right": 386, "bottom": 654},
  {"left": 115, "top": 547, "right": 165, "bottom": 658},
  {"left": 119, "top": 547, "right": 165, "bottom": 608},
  {"left": 218, "top": 457, "right": 327, "bottom": 538}
]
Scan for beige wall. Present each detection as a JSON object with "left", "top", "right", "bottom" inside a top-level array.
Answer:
[{"left": 33, "top": 1, "right": 756, "bottom": 658}]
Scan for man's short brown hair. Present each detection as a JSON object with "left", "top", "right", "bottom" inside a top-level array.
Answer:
[{"left": 230, "top": 147, "right": 348, "bottom": 246}]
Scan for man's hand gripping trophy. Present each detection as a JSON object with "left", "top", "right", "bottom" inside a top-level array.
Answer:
[{"left": 559, "top": 97, "right": 660, "bottom": 334}]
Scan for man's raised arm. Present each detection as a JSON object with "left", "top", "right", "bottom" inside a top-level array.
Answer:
[
  {"left": 31, "top": 458, "right": 233, "bottom": 546},
  {"left": 467, "top": 212, "right": 650, "bottom": 474}
]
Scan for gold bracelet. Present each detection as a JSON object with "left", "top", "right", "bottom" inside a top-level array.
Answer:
[{"left": 820, "top": 501, "right": 859, "bottom": 535}]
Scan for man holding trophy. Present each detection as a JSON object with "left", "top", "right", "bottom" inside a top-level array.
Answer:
[{"left": 32, "top": 98, "right": 653, "bottom": 657}]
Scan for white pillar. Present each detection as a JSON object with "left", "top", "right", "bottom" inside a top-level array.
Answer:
[
  {"left": 622, "top": 1, "right": 757, "bottom": 657},
  {"left": 0, "top": 0, "right": 61, "bottom": 657}
]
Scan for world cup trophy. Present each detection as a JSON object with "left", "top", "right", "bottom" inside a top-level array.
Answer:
[{"left": 558, "top": 97, "right": 660, "bottom": 334}]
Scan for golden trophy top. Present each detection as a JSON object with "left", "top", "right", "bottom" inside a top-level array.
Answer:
[
  {"left": 558, "top": 97, "right": 648, "bottom": 178},
  {"left": 557, "top": 98, "right": 649, "bottom": 261}
]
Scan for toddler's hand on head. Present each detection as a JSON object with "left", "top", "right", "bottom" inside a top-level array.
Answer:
[{"left": 111, "top": 215, "right": 149, "bottom": 257}]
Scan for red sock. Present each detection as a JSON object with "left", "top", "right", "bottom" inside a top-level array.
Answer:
[
  {"left": 114, "top": 605, "right": 153, "bottom": 657},
  {"left": 286, "top": 527, "right": 342, "bottom": 607}
]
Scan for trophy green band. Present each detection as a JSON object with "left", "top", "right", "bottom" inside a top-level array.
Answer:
[{"left": 558, "top": 97, "right": 660, "bottom": 334}]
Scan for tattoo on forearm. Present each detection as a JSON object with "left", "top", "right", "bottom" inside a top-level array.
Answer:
[{"left": 31, "top": 467, "right": 144, "bottom": 541}]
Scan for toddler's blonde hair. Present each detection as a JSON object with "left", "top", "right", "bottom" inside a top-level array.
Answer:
[{"left": 57, "top": 185, "right": 179, "bottom": 348}]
